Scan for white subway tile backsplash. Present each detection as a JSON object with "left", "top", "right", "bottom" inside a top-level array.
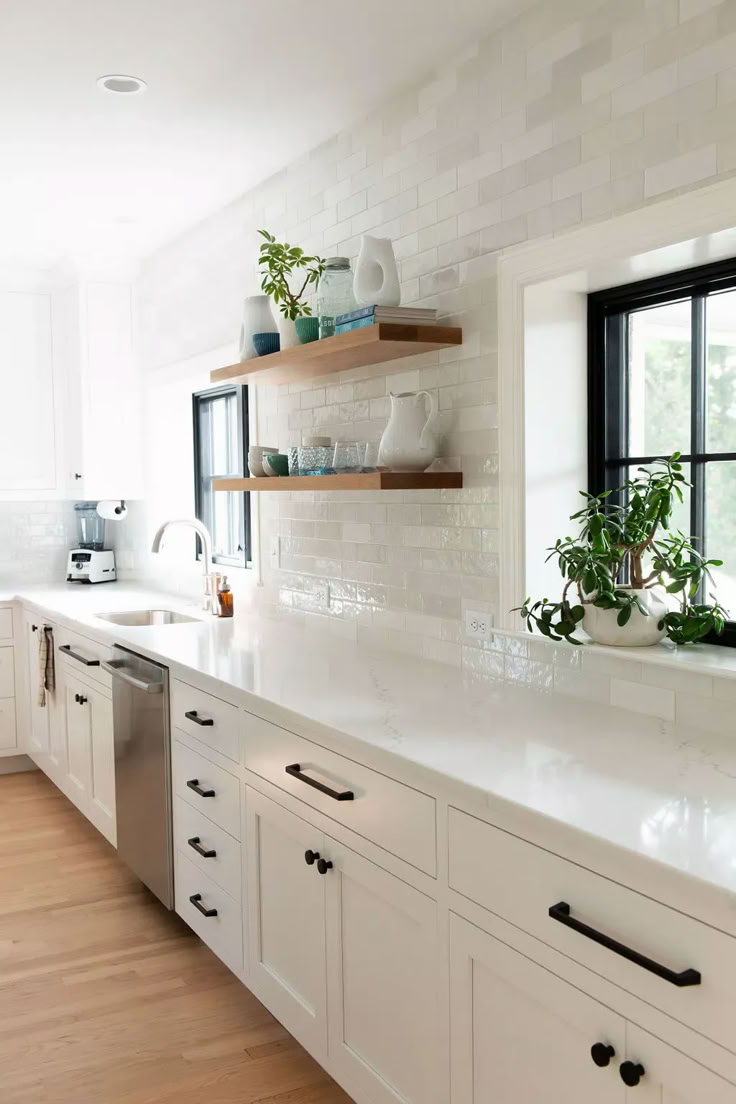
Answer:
[{"left": 137, "top": 0, "right": 736, "bottom": 688}]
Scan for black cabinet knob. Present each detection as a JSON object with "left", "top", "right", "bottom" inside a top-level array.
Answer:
[
  {"left": 620, "top": 1061, "right": 645, "bottom": 1087},
  {"left": 78, "top": 695, "right": 87, "bottom": 705},
  {"left": 74, "top": 693, "right": 79, "bottom": 703},
  {"left": 31, "top": 624, "right": 38, "bottom": 632},
  {"left": 591, "top": 1043, "right": 615, "bottom": 1068},
  {"left": 317, "top": 858, "right": 333, "bottom": 875},
  {"left": 304, "top": 849, "right": 320, "bottom": 866}
]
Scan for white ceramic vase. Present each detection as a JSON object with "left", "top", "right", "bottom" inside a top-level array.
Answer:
[
  {"left": 353, "top": 235, "right": 401, "bottom": 307},
  {"left": 378, "top": 390, "right": 438, "bottom": 472},
  {"left": 277, "top": 314, "right": 299, "bottom": 350},
  {"left": 238, "top": 295, "right": 277, "bottom": 361},
  {"left": 582, "top": 587, "right": 669, "bottom": 647}
]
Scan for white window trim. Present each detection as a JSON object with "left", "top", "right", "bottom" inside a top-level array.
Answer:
[{"left": 497, "top": 176, "right": 736, "bottom": 631}]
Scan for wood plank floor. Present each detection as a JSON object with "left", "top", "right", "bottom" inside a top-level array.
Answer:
[{"left": 0, "top": 770, "right": 353, "bottom": 1104}]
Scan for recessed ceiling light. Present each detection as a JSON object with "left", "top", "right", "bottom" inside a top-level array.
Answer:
[{"left": 97, "top": 74, "right": 147, "bottom": 95}]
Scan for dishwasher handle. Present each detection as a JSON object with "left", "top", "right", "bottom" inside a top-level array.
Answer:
[{"left": 102, "top": 660, "right": 163, "bottom": 694}]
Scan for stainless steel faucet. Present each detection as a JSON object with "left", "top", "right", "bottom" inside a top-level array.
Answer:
[{"left": 151, "top": 518, "right": 217, "bottom": 614}]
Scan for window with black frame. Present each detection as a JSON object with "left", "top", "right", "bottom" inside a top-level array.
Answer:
[
  {"left": 588, "top": 258, "right": 736, "bottom": 646},
  {"left": 193, "top": 384, "right": 250, "bottom": 568}
]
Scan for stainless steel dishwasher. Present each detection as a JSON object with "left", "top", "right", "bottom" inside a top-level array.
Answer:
[{"left": 103, "top": 645, "right": 174, "bottom": 909}]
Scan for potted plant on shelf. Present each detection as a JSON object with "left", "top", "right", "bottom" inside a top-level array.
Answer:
[
  {"left": 257, "top": 230, "right": 325, "bottom": 349},
  {"left": 515, "top": 453, "right": 728, "bottom": 647}
]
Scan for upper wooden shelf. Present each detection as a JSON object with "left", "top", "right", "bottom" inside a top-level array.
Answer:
[
  {"left": 213, "top": 471, "right": 463, "bottom": 492},
  {"left": 210, "top": 323, "right": 463, "bottom": 386}
]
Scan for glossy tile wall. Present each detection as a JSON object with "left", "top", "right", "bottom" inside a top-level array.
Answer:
[
  {"left": 0, "top": 502, "right": 77, "bottom": 585},
  {"left": 137, "top": 0, "right": 736, "bottom": 666}
]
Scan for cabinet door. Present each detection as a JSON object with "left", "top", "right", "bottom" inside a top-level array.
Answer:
[
  {"left": 0, "top": 291, "right": 56, "bottom": 493},
  {"left": 623, "top": 1024, "right": 736, "bottom": 1103},
  {"left": 325, "top": 838, "right": 442, "bottom": 1104},
  {"left": 64, "top": 677, "right": 91, "bottom": 808},
  {"left": 24, "top": 615, "right": 50, "bottom": 758},
  {"left": 450, "top": 913, "right": 626, "bottom": 1104},
  {"left": 245, "top": 788, "right": 327, "bottom": 1058},
  {"left": 87, "top": 689, "right": 116, "bottom": 846}
]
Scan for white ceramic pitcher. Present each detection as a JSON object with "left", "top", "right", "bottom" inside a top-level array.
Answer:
[{"left": 378, "top": 390, "right": 438, "bottom": 472}]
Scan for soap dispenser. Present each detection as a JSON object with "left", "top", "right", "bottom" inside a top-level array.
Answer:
[{"left": 217, "top": 576, "right": 233, "bottom": 618}]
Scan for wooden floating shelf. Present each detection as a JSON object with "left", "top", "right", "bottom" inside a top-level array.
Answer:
[
  {"left": 210, "top": 323, "right": 463, "bottom": 386},
  {"left": 213, "top": 472, "right": 463, "bottom": 492}
]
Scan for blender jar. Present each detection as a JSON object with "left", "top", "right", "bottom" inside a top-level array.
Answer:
[{"left": 74, "top": 502, "right": 106, "bottom": 550}]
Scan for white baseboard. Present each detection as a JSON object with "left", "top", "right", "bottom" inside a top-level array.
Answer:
[{"left": 0, "top": 754, "right": 37, "bottom": 775}]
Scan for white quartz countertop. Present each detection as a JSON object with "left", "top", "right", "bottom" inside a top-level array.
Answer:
[{"left": 7, "top": 583, "right": 736, "bottom": 924}]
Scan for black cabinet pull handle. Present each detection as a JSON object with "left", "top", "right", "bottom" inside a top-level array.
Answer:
[
  {"left": 620, "top": 1061, "right": 645, "bottom": 1087},
  {"left": 74, "top": 693, "right": 87, "bottom": 705},
  {"left": 317, "top": 858, "right": 333, "bottom": 875},
  {"left": 591, "top": 1043, "right": 615, "bottom": 1068},
  {"left": 189, "top": 893, "right": 217, "bottom": 918},
  {"left": 185, "top": 710, "right": 214, "bottom": 727},
  {"left": 549, "top": 902, "right": 701, "bottom": 987},
  {"left": 59, "top": 644, "right": 100, "bottom": 667},
  {"left": 285, "top": 763, "right": 354, "bottom": 802},
  {"left": 304, "top": 849, "right": 320, "bottom": 865},
  {"left": 188, "top": 836, "right": 216, "bottom": 858},
  {"left": 186, "top": 779, "right": 215, "bottom": 798}
]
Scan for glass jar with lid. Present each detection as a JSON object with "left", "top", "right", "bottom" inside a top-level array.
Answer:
[{"left": 317, "top": 257, "right": 356, "bottom": 339}]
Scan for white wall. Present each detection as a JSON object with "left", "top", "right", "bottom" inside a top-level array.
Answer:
[{"left": 135, "top": 0, "right": 736, "bottom": 665}]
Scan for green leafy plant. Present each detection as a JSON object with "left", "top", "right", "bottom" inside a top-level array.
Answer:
[
  {"left": 514, "top": 453, "right": 728, "bottom": 645},
  {"left": 257, "top": 230, "right": 325, "bottom": 320}
]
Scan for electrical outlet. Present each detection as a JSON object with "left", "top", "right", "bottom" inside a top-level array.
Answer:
[
  {"left": 313, "top": 583, "right": 330, "bottom": 610},
  {"left": 465, "top": 609, "right": 493, "bottom": 639}
]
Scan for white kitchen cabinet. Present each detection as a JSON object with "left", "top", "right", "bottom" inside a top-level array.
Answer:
[
  {"left": 0, "top": 291, "right": 57, "bottom": 495},
  {"left": 325, "top": 837, "right": 441, "bottom": 1104},
  {"left": 246, "top": 788, "right": 328, "bottom": 1059},
  {"left": 60, "top": 670, "right": 116, "bottom": 846},
  {"left": 623, "top": 1024, "right": 736, "bottom": 1103},
  {"left": 450, "top": 912, "right": 627, "bottom": 1104},
  {"left": 245, "top": 787, "right": 441, "bottom": 1101}
]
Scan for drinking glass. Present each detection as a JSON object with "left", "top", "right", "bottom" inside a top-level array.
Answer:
[
  {"left": 361, "top": 441, "right": 380, "bottom": 472},
  {"left": 333, "top": 442, "right": 361, "bottom": 473}
]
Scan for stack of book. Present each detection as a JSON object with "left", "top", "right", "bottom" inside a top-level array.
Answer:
[{"left": 335, "top": 305, "right": 437, "bottom": 334}]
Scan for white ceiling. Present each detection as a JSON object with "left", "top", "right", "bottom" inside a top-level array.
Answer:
[{"left": 0, "top": 0, "right": 504, "bottom": 270}]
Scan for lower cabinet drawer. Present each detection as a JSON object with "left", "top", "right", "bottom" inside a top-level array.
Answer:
[
  {"left": 243, "top": 712, "right": 437, "bottom": 875},
  {"left": 175, "top": 849, "right": 243, "bottom": 975},
  {"left": 173, "top": 796, "right": 241, "bottom": 900},
  {"left": 173, "top": 737, "right": 241, "bottom": 839},
  {"left": 55, "top": 627, "right": 112, "bottom": 690},
  {"left": 0, "top": 608, "right": 13, "bottom": 641},
  {"left": 0, "top": 698, "right": 16, "bottom": 750},
  {"left": 448, "top": 807, "right": 736, "bottom": 1055},
  {"left": 0, "top": 647, "right": 14, "bottom": 698}
]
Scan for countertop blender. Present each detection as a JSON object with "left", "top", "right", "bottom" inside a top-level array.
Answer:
[{"left": 66, "top": 502, "right": 117, "bottom": 583}]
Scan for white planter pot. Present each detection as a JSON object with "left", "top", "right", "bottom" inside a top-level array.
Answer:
[
  {"left": 277, "top": 315, "right": 299, "bottom": 350},
  {"left": 353, "top": 235, "right": 401, "bottom": 308},
  {"left": 238, "top": 295, "right": 277, "bottom": 361},
  {"left": 582, "top": 587, "right": 669, "bottom": 647}
]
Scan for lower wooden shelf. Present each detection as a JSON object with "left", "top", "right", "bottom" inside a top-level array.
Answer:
[{"left": 213, "top": 472, "right": 463, "bottom": 492}]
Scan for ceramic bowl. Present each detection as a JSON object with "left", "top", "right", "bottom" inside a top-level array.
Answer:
[
  {"left": 253, "top": 332, "right": 280, "bottom": 357},
  {"left": 295, "top": 316, "right": 320, "bottom": 344},
  {"left": 248, "top": 446, "right": 278, "bottom": 477},
  {"left": 263, "top": 453, "right": 289, "bottom": 477}
]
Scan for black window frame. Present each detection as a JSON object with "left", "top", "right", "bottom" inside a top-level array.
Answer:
[
  {"left": 193, "top": 383, "right": 251, "bottom": 569},
  {"left": 588, "top": 256, "right": 736, "bottom": 648}
]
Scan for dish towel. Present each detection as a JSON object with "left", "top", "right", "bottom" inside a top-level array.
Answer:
[{"left": 38, "top": 626, "right": 55, "bottom": 707}]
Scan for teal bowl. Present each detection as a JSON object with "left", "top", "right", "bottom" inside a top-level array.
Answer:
[
  {"left": 295, "top": 316, "right": 320, "bottom": 344},
  {"left": 253, "top": 332, "right": 280, "bottom": 356},
  {"left": 263, "top": 453, "right": 289, "bottom": 477}
]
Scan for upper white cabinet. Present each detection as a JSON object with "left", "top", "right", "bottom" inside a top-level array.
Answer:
[
  {"left": 0, "top": 268, "right": 142, "bottom": 503},
  {"left": 0, "top": 291, "right": 57, "bottom": 494}
]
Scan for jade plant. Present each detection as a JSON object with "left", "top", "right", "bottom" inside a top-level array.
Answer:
[
  {"left": 257, "top": 230, "right": 325, "bottom": 320},
  {"left": 514, "top": 453, "right": 728, "bottom": 645}
]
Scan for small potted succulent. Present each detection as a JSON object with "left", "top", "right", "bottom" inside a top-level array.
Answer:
[
  {"left": 257, "top": 230, "right": 325, "bottom": 348},
  {"left": 515, "top": 453, "right": 728, "bottom": 647}
]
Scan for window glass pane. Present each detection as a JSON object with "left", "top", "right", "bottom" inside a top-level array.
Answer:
[
  {"left": 628, "top": 300, "right": 691, "bottom": 457},
  {"left": 706, "top": 289, "right": 736, "bottom": 452},
  {"left": 195, "top": 388, "right": 247, "bottom": 565},
  {"left": 705, "top": 462, "right": 736, "bottom": 616}
]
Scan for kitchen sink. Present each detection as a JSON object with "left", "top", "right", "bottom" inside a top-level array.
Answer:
[{"left": 97, "top": 609, "right": 202, "bottom": 626}]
